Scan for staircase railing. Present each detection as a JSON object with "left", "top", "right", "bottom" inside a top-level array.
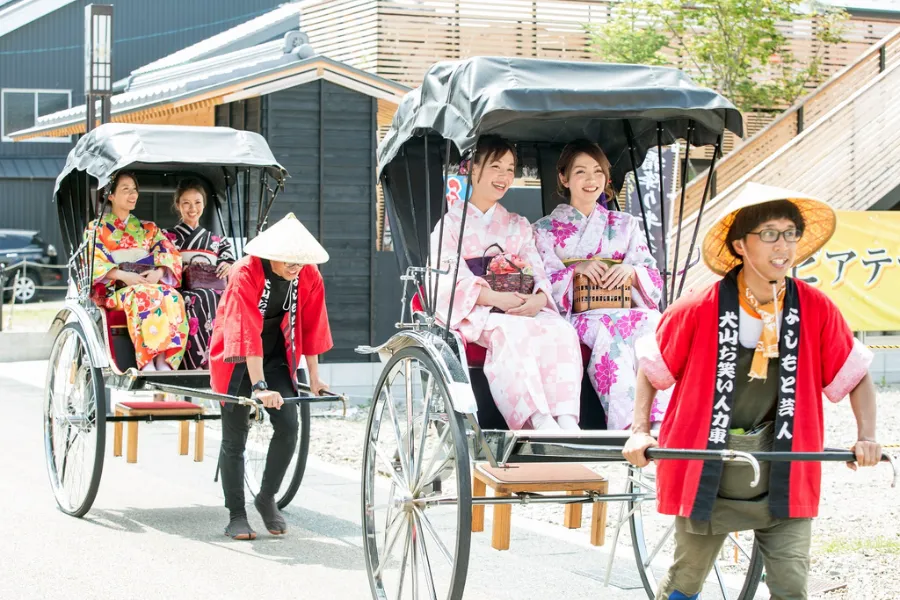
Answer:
[{"left": 678, "top": 25, "right": 900, "bottom": 225}]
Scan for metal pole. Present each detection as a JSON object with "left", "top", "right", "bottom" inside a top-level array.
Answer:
[
  {"left": 429, "top": 140, "right": 454, "bottom": 317},
  {"left": 669, "top": 121, "right": 694, "bottom": 306},
  {"left": 624, "top": 122, "right": 652, "bottom": 259},
  {"left": 656, "top": 124, "right": 669, "bottom": 308},
  {"left": 678, "top": 135, "right": 723, "bottom": 298},
  {"left": 423, "top": 135, "right": 433, "bottom": 311},
  {"left": 443, "top": 161, "right": 474, "bottom": 341}
]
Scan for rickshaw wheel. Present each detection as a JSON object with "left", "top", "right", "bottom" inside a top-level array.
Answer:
[
  {"left": 244, "top": 401, "right": 311, "bottom": 509},
  {"left": 627, "top": 466, "right": 765, "bottom": 599},
  {"left": 362, "top": 347, "right": 471, "bottom": 600},
  {"left": 43, "top": 322, "right": 106, "bottom": 518}
]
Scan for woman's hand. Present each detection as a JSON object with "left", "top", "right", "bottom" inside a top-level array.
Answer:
[
  {"left": 574, "top": 260, "right": 608, "bottom": 285},
  {"left": 506, "top": 292, "right": 547, "bottom": 317},
  {"left": 143, "top": 268, "right": 165, "bottom": 285},
  {"left": 216, "top": 262, "right": 232, "bottom": 279},
  {"left": 114, "top": 269, "right": 150, "bottom": 287},
  {"left": 490, "top": 291, "right": 526, "bottom": 313},
  {"left": 600, "top": 264, "right": 634, "bottom": 290}
]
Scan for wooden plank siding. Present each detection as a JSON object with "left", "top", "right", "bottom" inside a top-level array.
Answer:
[
  {"left": 264, "top": 81, "right": 377, "bottom": 362},
  {"left": 676, "top": 57, "right": 900, "bottom": 294}
]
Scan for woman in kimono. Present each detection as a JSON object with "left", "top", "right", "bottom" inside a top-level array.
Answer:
[
  {"left": 87, "top": 171, "right": 188, "bottom": 371},
  {"left": 431, "top": 135, "right": 583, "bottom": 431},
  {"left": 165, "top": 179, "right": 235, "bottom": 370},
  {"left": 533, "top": 140, "right": 669, "bottom": 430}
]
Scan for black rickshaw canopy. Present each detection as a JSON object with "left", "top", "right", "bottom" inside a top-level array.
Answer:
[
  {"left": 378, "top": 57, "right": 744, "bottom": 279},
  {"left": 54, "top": 123, "right": 288, "bottom": 255}
]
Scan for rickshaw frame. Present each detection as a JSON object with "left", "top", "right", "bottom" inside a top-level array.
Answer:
[
  {"left": 357, "top": 57, "right": 898, "bottom": 600},
  {"left": 43, "top": 123, "right": 344, "bottom": 520}
]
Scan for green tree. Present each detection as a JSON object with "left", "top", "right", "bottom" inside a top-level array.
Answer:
[{"left": 587, "top": 0, "right": 849, "bottom": 113}]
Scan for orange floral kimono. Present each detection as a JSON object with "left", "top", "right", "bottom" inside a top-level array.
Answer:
[{"left": 88, "top": 213, "right": 188, "bottom": 369}]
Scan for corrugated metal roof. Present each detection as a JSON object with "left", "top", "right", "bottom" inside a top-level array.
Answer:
[
  {"left": 127, "top": 3, "right": 303, "bottom": 78},
  {"left": 10, "top": 35, "right": 409, "bottom": 139},
  {"left": 0, "top": 157, "right": 65, "bottom": 179}
]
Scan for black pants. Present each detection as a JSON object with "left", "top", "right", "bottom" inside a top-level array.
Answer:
[{"left": 219, "top": 365, "right": 299, "bottom": 514}]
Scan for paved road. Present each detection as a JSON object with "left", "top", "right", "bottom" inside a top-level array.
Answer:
[{"left": 1, "top": 361, "right": 655, "bottom": 600}]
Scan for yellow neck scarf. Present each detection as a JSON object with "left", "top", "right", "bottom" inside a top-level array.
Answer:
[{"left": 737, "top": 270, "right": 785, "bottom": 381}]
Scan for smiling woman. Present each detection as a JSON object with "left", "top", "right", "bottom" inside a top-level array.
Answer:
[
  {"left": 429, "top": 135, "right": 585, "bottom": 431},
  {"left": 533, "top": 140, "right": 669, "bottom": 431},
  {"left": 86, "top": 171, "right": 188, "bottom": 371},
  {"left": 165, "top": 179, "right": 235, "bottom": 370}
]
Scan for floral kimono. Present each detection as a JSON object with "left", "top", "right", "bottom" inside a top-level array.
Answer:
[
  {"left": 533, "top": 203, "right": 670, "bottom": 430},
  {"left": 431, "top": 201, "right": 583, "bottom": 429},
  {"left": 164, "top": 223, "right": 235, "bottom": 370},
  {"left": 88, "top": 213, "right": 188, "bottom": 369}
]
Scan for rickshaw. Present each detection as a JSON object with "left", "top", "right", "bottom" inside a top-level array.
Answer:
[
  {"left": 43, "top": 123, "right": 344, "bottom": 519},
  {"left": 357, "top": 57, "right": 899, "bottom": 600}
]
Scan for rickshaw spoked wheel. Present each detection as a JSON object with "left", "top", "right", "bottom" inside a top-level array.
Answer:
[
  {"left": 43, "top": 322, "right": 106, "bottom": 518},
  {"left": 362, "top": 346, "right": 471, "bottom": 600},
  {"left": 627, "top": 466, "right": 765, "bottom": 599},
  {"left": 244, "top": 400, "right": 311, "bottom": 509}
]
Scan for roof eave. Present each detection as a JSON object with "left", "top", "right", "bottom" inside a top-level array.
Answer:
[{"left": 9, "top": 56, "right": 410, "bottom": 140}]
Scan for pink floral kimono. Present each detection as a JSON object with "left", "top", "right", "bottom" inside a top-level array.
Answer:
[
  {"left": 533, "top": 203, "right": 671, "bottom": 430},
  {"left": 431, "top": 202, "right": 583, "bottom": 429}
]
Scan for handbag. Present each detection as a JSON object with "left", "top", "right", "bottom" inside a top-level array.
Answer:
[
  {"left": 464, "top": 244, "right": 535, "bottom": 295},
  {"left": 183, "top": 254, "right": 226, "bottom": 291},
  {"left": 118, "top": 261, "right": 154, "bottom": 274},
  {"left": 570, "top": 259, "right": 632, "bottom": 313}
]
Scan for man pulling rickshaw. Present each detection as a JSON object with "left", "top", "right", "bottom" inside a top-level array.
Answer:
[{"left": 625, "top": 183, "right": 882, "bottom": 600}]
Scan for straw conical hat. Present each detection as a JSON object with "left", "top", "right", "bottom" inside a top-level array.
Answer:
[
  {"left": 701, "top": 182, "right": 836, "bottom": 276},
  {"left": 244, "top": 213, "right": 329, "bottom": 264}
]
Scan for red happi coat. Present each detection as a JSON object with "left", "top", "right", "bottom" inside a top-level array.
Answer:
[
  {"left": 209, "top": 255, "right": 333, "bottom": 394},
  {"left": 639, "top": 276, "right": 872, "bottom": 520}
]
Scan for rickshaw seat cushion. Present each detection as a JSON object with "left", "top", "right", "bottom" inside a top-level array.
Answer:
[
  {"left": 107, "top": 309, "right": 127, "bottom": 328},
  {"left": 464, "top": 342, "right": 590, "bottom": 368},
  {"left": 118, "top": 401, "right": 201, "bottom": 411}
]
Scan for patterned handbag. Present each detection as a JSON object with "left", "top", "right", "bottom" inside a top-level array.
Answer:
[
  {"left": 183, "top": 254, "right": 226, "bottom": 291},
  {"left": 465, "top": 244, "right": 535, "bottom": 295}
]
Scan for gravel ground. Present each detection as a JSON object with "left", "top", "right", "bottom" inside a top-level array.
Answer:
[{"left": 307, "top": 388, "right": 900, "bottom": 599}]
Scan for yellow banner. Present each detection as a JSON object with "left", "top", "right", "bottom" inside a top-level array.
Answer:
[{"left": 794, "top": 211, "right": 900, "bottom": 331}]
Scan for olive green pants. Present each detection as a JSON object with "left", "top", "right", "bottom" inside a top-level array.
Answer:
[{"left": 655, "top": 516, "right": 812, "bottom": 600}]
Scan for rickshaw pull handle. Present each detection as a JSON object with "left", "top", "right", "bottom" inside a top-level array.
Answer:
[{"left": 644, "top": 448, "right": 761, "bottom": 488}]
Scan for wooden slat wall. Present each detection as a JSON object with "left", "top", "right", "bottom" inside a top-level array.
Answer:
[
  {"left": 299, "top": 0, "right": 897, "bottom": 88},
  {"left": 266, "top": 80, "right": 377, "bottom": 361},
  {"left": 679, "top": 27, "right": 900, "bottom": 221},
  {"left": 674, "top": 59, "right": 900, "bottom": 294}
]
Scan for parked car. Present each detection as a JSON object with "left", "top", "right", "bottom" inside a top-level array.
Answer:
[{"left": 0, "top": 229, "right": 63, "bottom": 303}]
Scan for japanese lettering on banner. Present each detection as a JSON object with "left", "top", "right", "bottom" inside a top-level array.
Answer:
[
  {"left": 623, "top": 146, "right": 678, "bottom": 274},
  {"left": 793, "top": 211, "right": 900, "bottom": 331}
]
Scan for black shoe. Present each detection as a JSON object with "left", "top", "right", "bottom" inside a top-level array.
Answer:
[
  {"left": 254, "top": 493, "right": 287, "bottom": 535},
  {"left": 224, "top": 514, "right": 257, "bottom": 540}
]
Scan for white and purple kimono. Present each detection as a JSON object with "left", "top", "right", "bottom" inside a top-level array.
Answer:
[
  {"left": 533, "top": 203, "right": 671, "bottom": 430},
  {"left": 431, "top": 201, "right": 583, "bottom": 429}
]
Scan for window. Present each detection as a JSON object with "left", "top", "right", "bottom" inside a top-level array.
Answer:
[{"left": 1, "top": 89, "right": 71, "bottom": 142}]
